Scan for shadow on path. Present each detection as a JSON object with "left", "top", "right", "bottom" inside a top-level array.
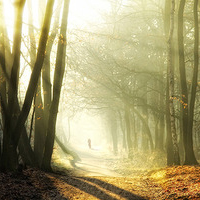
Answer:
[
  {"left": 52, "top": 174, "right": 147, "bottom": 200},
  {"left": 80, "top": 177, "right": 146, "bottom": 199}
]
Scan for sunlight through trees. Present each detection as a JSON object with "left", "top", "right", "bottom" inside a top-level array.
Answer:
[{"left": 0, "top": 0, "right": 199, "bottom": 173}]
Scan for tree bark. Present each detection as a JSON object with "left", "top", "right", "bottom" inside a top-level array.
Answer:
[
  {"left": 40, "top": 1, "right": 63, "bottom": 165},
  {"left": 42, "top": 0, "right": 70, "bottom": 171},
  {"left": 125, "top": 106, "right": 133, "bottom": 158},
  {"left": 0, "top": 1, "right": 7, "bottom": 109},
  {"left": 1, "top": 0, "right": 26, "bottom": 171},
  {"left": 159, "top": 79, "right": 165, "bottom": 151},
  {"left": 0, "top": 0, "right": 55, "bottom": 171},
  {"left": 12, "top": 0, "right": 55, "bottom": 149},
  {"left": 27, "top": 0, "right": 46, "bottom": 166},
  {"left": 178, "top": 0, "right": 198, "bottom": 165},
  {"left": 167, "top": 0, "right": 180, "bottom": 165}
]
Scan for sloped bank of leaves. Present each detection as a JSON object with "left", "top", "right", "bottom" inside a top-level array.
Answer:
[
  {"left": 148, "top": 166, "right": 200, "bottom": 199},
  {"left": 0, "top": 168, "right": 66, "bottom": 199}
]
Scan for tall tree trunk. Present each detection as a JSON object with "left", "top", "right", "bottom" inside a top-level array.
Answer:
[
  {"left": 42, "top": 0, "right": 62, "bottom": 112},
  {"left": 183, "top": 0, "right": 199, "bottom": 165},
  {"left": 34, "top": 85, "right": 46, "bottom": 165},
  {"left": 154, "top": 115, "right": 159, "bottom": 150},
  {"left": 159, "top": 77, "right": 165, "bottom": 151},
  {"left": 0, "top": 0, "right": 55, "bottom": 172},
  {"left": 141, "top": 82, "right": 149, "bottom": 151},
  {"left": 42, "top": 0, "right": 70, "bottom": 171},
  {"left": 125, "top": 106, "right": 133, "bottom": 158},
  {"left": 178, "top": 0, "right": 198, "bottom": 165},
  {"left": 118, "top": 110, "right": 127, "bottom": 151},
  {"left": 167, "top": 0, "right": 180, "bottom": 165},
  {"left": 110, "top": 113, "right": 118, "bottom": 155},
  {"left": 26, "top": 0, "right": 45, "bottom": 166},
  {"left": 13, "top": 0, "right": 55, "bottom": 147},
  {"left": 1, "top": 0, "right": 26, "bottom": 171},
  {"left": 0, "top": 1, "right": 6, "bottom": 158},
  {"left": 0, "top": 1, "right": 7, "bottom": 109},
  {"left": 40, "top": 1, "right": 63, "bottom": 164},
  {"left": 0, "top": 1, "right": 37, "bottom": 166},
  {"left": 131, "top": 112, "right": 137, "bottom": 150},
  {"left": 164, "top": 0, "right": 175, "bottom": 166},
  {"left": 166, "top": 77, "right": 174, "bottom": 165},
  {"left": 178, "top": 0, "right": 188, "bottom": 164}
]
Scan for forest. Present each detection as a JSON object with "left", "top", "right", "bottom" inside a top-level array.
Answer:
[{"left": 0, "top": 0, "right": 200, "bottom": 199}]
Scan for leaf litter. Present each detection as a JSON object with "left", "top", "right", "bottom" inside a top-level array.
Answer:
[{"left": 0, "top": 165, "right": 199, "bottom": 199}]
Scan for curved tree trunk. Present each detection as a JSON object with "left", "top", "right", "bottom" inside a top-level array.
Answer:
[{"left": 131, "top": 106, "right": 154, "bottom": 151}]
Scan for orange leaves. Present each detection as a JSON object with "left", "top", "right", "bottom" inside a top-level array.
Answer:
[
  {"left": 170, "top": 96, "right": 188, "bottom": 109},
  {"left": 150, "top": 166, "right": 200, "bottom": 199},
  {"left": 37, "top": 103, "right": 44, "bottom": 110},
  {"left": 59, "top": 34, "right": 67, "bottom": 45}
]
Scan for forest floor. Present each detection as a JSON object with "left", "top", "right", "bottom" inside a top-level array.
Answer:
[
  {"left": 0, "top": 165, "right": 200, "bottom": 199},
  {"left": 0, "top": 148, "right": 200, "bottom": 199}
]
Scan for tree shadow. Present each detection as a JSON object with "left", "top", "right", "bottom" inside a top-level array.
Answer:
[
  {"left": 0, "top": 169, "right": 68, "bottom": 200},
  {"left": 25, "top": 168, "right": 68, "bottom": 200},
  {"left": 80, "top": 177, "right": 147, "bottom": 199},
  {"left": 52, "top": 174, "right": 147, "bottom": 200}
]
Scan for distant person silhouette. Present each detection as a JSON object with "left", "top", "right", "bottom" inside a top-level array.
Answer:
[{"left": 88, "top": 138, "right": 91, "bottom": 149}]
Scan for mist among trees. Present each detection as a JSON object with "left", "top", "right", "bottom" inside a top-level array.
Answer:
[{"left": 0, "top": 0, "right": 199, "bottom": 174}]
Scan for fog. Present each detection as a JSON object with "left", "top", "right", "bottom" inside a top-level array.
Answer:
[{"left": 0, "top": 0, "right": 199, "bottom": 173}]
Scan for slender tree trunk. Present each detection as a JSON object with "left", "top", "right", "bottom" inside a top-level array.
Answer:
[
  {"left": 125, "top": 106, "right": 133, "bottom": 158},
  {"left": 178, "top": 0, "right": 198, "bottom": 165},
  {"left": 0, "top": 1, "right": 7, "bottom": 109},
  {"left": 0, "top": 0, "right": 56, "bottom": 171},
  {"left": 111, "top": 114, "right": 118, "bottom": 155},
  {"left": 131, "top": 106, "right": 154, "bottom": 151},
  {"left": 0, "top": 2, "right": 8, "bottom": 160},
  {"left": 118, "top": 110, "right": 127, "bottom": 151},
  {"left": 42, "top": 0, "right": 70, "bottom": 171},
  {"left": 167, "top": 0, "right": 180, "bottom": 165},
  {"left": 166, "top": 77, "right": 174, "bottom": 165},
  {"left": 159, "top": 79, "right": 165, "bottom": 151},
  {"left": 141, "top": 83, "right": 149, "bottom": 151},
  {"left": 183, "top": 0, "right": 199, "bottom": 165},
  {"left": 55, "top": 136, "right": 81, "bottom": 161},
  {"left": 0, "top": 7, "right": 6, "bottom": 156},
  {"left": 177, "top": 0, "right": 188, "bottom": 165},
  {"left": 0, "top": 2, "right": 37, "bottom": 166},
  {"left": 132, "top": 112, "right": 137, "bottom": 150},
  {"left": 1, "top": 0, "right": 26, "bottom": 171},
  {"left": 42, "top": 0, "right": 62, "bottom": 114},
  {"left": 41, "top": 1, "right": 63, "bottom": 161},
  {"left": 26, "top": 0, "right": 45, "bottom": 166},
  {"left": 154, "top": 115, "right": 159, "bottom": 150},
  {"left": 164, "top": 0, "right": 175, "bottom": 166},
  {"left": 179, "top": 103, "right": 184, "bottom": 163},
  {"left": 34, "top": 82, "right": 46, "bottom": 165}
]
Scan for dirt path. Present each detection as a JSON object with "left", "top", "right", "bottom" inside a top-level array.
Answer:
[
  {"left": 1, "top": 148, "right": 199, "bottom": 199},
  {"left": 74, "top": 149, "right": 121, "bottom": 177},
  {"left": 0, "top": 164, "right": 200, "bottom": 199},
  {"left": 50, "top": 165, "right": 200, "bottom": 199}
]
